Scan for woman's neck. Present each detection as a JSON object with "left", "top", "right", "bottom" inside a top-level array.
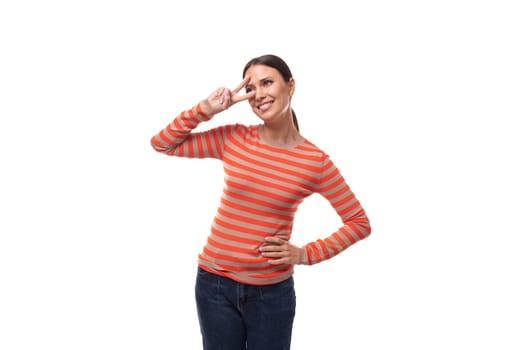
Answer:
[{"left": 261, "top": 122, "right": 301, "bottom": 146}]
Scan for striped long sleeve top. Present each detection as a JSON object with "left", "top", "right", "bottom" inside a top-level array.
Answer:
[{"left": 151, "top": 104, "right": 371, "bottom": 285}]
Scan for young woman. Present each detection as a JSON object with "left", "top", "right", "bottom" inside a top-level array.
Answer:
[{"left": 150, "top": 54, "right": 371, "bottom": 350}]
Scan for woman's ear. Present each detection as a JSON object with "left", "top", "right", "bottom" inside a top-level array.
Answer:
[{"left": 289, "top": 77, "right": 296, "bottom": 96}]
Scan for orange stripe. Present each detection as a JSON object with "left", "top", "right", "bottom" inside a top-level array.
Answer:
[
  {"left": 225, "top": 167, "right": 310, "bottom": 197},
  {"left": 227, "top": 140, "right": 319, "bottom": 177},
  {"left": 221, "top": 197, "right": 294, "bottom": 220},
  {"left": 203, "top": 132, "right": 213, "bottom": 156},
  {"left": 249, "top": 265, "right": 293, "bottom": 279},
  {"left": 201, "top": 247, "right": 266, "bottom": 266},
  {"left": 332, "top": 232, "right": 347, "bottom": 249},
  {"left": 196, "top": 133, "right": 204, "bottom": 156},
  {"left": 347, "top": 221, "right": 367, "bottom": 240},
  {"left": 223, "top": 189, "right": 296, "bottom": 213},
  {"left": 312, "top": 241, "right": 322, "bottom": 262},
  {"left": 338, "top": 200, "right": 361, "bottom": 217},
  {"left": 229, "top": 131, "right": 320, "bottom": 166},
  {"left": 340, "top": 226, "right": 358, "bottom": 244},
  {"left": 158, "top": 130, "right": 172, "bottom": 145},
  {"left": 320, "top": 175, "right": 344, "bottom": 194},
  {"left": 332, "top": 193, "right": 356, "bottom": 209},
  {"left": 226, "top": 152, "right": 316, "bottom": 188},
  {"left": 217, "top": 207, "right": 292, "bottom": 231},
  {"left": 324, "top": 185, "right": 350, "bottom": 202},
  {"left": 317, "top": 239, "right": 331, "bottom": 260},
  {"left": 324, "top": 236, "right": 339, "bottom": 255},
  {"left": 225, "top": 178, "right": 296, "bottom": 205},
  {"left": 206, "top": 236, "right": 256, "bottom": 255},
  {"left": 211, "top": 225, "right": 262, "bottom": 245},
  {"left": 196, "top": 103, "right": 208, "bottom": 119},
  {"left": 213, "top": 217, "right": 268, "bottom": 237},
  {"left": 187, "top": 134, "right": 194, "bottom": 156}
]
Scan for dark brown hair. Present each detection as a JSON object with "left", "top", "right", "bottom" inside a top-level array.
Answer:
[{"left": 242, "top": 54, "right": 299, "bottom": 131}]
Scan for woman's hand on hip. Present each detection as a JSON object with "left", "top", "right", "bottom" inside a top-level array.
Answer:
[{"left": 260, "top": 236, "right": 307, "bottom": 265}]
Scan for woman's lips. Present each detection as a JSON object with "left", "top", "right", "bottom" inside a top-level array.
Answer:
[{"left": 258, "top": 101, "right": 273, "bottom": 112}]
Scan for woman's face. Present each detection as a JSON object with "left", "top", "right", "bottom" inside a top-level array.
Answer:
[{"left": 244, "top": 64, "right": 295, "bottom": 123}]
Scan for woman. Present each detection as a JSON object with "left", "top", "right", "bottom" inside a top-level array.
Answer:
[{"left": 150, "top": 54, "right": 371, "bottom": 350}]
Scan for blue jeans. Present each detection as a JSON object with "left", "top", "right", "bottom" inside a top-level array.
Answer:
[{"left": 195, "top": 267, "right": 296, "bottom": 350}]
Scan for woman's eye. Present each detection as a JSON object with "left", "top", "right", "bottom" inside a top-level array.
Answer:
[
  {"left": 263, "top": 80, "right": 273, "bottom": 86},
  {"left": 245, "top": 87, "right": 253, "bottom": 93}
]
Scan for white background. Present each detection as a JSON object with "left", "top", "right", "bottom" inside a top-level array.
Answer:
[{"left": 1, "top": 1, "right": 524, "bottom": 349}]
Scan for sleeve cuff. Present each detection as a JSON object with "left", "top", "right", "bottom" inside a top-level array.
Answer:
[{"left": 299, "top": 246, "right": 308, "bottom": 265}]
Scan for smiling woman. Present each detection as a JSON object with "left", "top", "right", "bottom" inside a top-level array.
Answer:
[
  {"left": 242, "top": 55, "right": 300, "bottom": 133},
  {"left": 150, "top": 54, "right": 372, "bottom": 350}
]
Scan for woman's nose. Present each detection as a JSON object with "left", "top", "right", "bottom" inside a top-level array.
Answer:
[{"left": 255, "top": 89, "right": 265, "bottom": 100}]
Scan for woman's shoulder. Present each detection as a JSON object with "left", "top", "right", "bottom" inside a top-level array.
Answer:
[{"left": 296, "top": 137, "right": 329, "bottom": 158}]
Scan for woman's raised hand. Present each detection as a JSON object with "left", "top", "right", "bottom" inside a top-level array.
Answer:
[{"left": 200, "top": 77, "right": 255, "bottom": 116}]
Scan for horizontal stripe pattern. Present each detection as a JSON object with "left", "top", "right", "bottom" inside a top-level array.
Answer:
[{"left": 151, "top": 104, "right": 371, "bottom": 285}]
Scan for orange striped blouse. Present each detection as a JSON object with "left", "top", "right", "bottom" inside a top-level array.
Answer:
[{"left": 151, "top": 104, "right": 371, "bottom": 285}]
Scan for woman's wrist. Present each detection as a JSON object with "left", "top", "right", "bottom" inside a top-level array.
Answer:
[
  {"left": 198, "top": 99, "right": 214, "bottom": 118},
  {"left": 299, "top": 246, "right": 307, "bottom": 265}
]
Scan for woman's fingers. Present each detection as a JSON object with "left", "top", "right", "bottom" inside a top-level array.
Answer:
[
  {"left": 232, "top": 76, "right": 250, "bottom": 94},
  {"left": 260, "top": 237, "right": 301, "bottom": 265},
  {"left": 203, "top": 77, "right": 254, "bottom": 115},
  {"left": 218, "top": 88, "right": 230, "bottom": 105},
  {"left": 231, "top": 77, "right": 255, "bottom": 103}
]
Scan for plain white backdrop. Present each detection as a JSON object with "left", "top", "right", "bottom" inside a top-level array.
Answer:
[{"left": 1, "top": 0, "right": 524, "bottom": 349}]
